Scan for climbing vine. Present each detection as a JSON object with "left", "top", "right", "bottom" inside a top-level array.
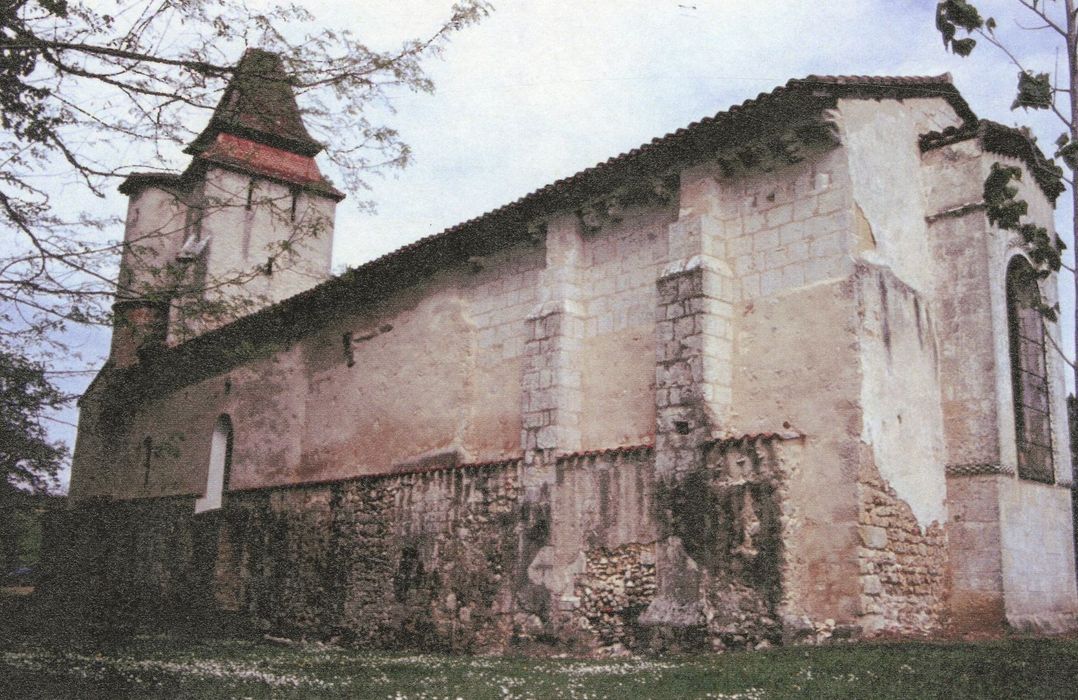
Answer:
[{"left": 984, "top": 161, "right": 1066, "bottom": 320}]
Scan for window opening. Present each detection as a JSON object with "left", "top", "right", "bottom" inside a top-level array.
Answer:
[
  {"left": 195, "top": 414, "right": 234, "bottom": 512},
  {"left": 343, "top": 332, "right": 355, "bottom": 367},
  {"left": 1007, "top": 257, "right": 1054, "bottom": 482},
  {"left": 142, "top": 437, "right": 152, "bottom": 487}
]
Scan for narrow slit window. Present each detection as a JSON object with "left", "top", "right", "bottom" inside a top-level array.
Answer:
[
  {"left": 343, "top": 332, "right": 355, "bottom": 367},
  {"left": 289, "top": 187, "right": 299, "bottom": 222},
  {"left": 245, "top": 178, "right": 255, "bottom": 210},
  {"left": 142, "top": 437, "right": 152, "bottom": 487}
]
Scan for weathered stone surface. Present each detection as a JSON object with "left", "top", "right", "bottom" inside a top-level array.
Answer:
[
  {"left": 573, "top": 543, "right": 657, "bottom": 650},
  {"left": 61, "top": 76, "right": 1078, "bottom": 653},
  {"left": 48, "top": 438, "right": 806, "bottom": 654},
  {"left": 858, "top": 457, "right": 947, "bottom": 637},
  {"left": 642, "top": 437, "right": 788, "bottom": 651}
]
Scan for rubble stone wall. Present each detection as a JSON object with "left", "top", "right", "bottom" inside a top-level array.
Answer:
[
  {"left": 47, "top": 439, "right": 805, "bottom": 653},
  {"left": 858, "top": 457, "right": 947, "bottom": 637},
  {"left": 573, "top": 543, "right": 657, "bottom": 649}
]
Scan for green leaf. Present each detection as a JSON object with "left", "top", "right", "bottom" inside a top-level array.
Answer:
[
  {"left": 986, "top": 16, "right": 996, "bottom": 32},
  {"left": 944, "top": 0, "right": 984, "bottom": 31},
  {"left": 984, "top": 163, "right": 1027, "bottom": 230},
  {"left": 1056, "top": 133, "right": 1070, "bottom": 148},
  {"left": 936, "top": 1, "right": 983, "bottom": 53},
  {"left": 939, "top": 20, "right": 956, "bottom": 45},
  {"left": 1012, "top": 71, "right": 1053, "bottom": 110},
  {"left": 1057, "top": 141, "right": 1078, "bottom": 172},
  {"left": 951, "top": 38, "right": 977, "bottom": 56}
]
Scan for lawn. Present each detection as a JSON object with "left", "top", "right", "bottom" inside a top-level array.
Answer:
[{"left": 2, "top": 635, "right": 1078, "bottom": 699}]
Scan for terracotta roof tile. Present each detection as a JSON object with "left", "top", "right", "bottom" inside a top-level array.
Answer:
[
  {"left": 555, "top": 444, "right": 655, "bottom": 463},
  {"left": 122, "top": 50, "right": 343, "bottom": 198},
  {"left": 229, "top": 456, "right": 525, "bottom": 494}
]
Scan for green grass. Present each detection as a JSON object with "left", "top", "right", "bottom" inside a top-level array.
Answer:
[{"left": 2, "top": 635, "right": 1078, "bottom": 699}]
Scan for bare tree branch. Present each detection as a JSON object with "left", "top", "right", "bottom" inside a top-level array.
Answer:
[{"left": 1017, "top": 0, "right": 1068, "bottom": 37}]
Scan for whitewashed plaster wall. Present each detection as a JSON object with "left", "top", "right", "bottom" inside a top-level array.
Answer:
[
  {"left": 840, "top": 98, "right": 965, "bottom": 528},
  {"left": 998, "top": 479, "right": 1078, "bottom": 631}
]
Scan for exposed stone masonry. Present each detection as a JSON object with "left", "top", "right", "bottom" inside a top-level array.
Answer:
[
  {"left": 654, "top": 262, "right": 734, "bottom": 476},
  {"left": 522, "top": 304, "right": 583, "bottom": 460},
  {"left": 59, "top": 74, "right": 1078, "bottom": 651},
  {"left": 574, "top": 543, "right": 657, "bottom": 650},
  {"left": 641, "top": 435, "right": 788, "bottom": 651},
  {"left": 858, "top": 460, "right": 947, "bottom": 636},
  {"left": 48, "top": 462, "right": 526, "bottom": 652},
  {"left": 46, "top": 439, "right": 803, "bottom": 654},
  {"left": 521, "top": 214, "right": 585, "bottom": 464}
]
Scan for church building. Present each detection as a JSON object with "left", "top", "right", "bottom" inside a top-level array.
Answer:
[{"left": 59, "top": 50, "right": 1078, "bottom": 651}]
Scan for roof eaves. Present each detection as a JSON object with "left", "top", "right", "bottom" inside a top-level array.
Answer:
[
  {"left": 920, "top": 120, "right": 1065, "bottom": 204},
  {"left": 118, "top": 172, "right": 187, "bottom": 196},
  {"left": 134, "top": 74, "right": 979, "bottom": 384},
  {"left": 195, "top": 150, "right": 346, "bottom": 201}
]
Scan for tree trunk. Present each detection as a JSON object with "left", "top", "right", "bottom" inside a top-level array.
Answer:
[{"left": 1067, "top": 0, "right": 1078, "bottom": 395}]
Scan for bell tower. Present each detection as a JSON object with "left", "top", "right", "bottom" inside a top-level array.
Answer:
[{"left": 111, "top": 49, "right": 345, "bottom": 361}]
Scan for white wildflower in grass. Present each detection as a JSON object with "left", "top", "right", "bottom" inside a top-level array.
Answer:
[
  {"left": 2, "top": 646, "right": 349, "bottom": 691},
  {"left": 701, "top": 690, "right": 766, "bottom": 700},
  {"left": 560, "top": 659, "right": 676, "bottom": 677},
  {"left": 8, "top": 634, "right": 1078, "bottom": 699}
]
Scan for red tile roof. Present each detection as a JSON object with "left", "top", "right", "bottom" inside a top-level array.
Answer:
[{"left": 198, "top": 133, "right": 345, "bottom": 200}]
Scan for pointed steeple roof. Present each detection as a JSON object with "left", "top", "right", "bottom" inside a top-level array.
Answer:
[{"left": 186, "top": 48, "right": 323, "bottom": 157}]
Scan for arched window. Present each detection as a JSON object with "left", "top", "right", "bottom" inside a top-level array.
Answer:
[
  {"left": 1006, "top": 257, "right": 1053, "bottom": 482},
  {"left": 195, "top": 414, "right": 233, "bottom": 513}
]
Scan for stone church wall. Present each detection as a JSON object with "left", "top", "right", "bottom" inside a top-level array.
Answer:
[
  {"left": 62, "top": 88, "right": 1078, "bottom": 648},
  {"left": 997, "top": 479, "right": 1078, "bottom": 632},
  {"left": 858, "top": 454, "right": 947, "bottom": 636},
  {"left": 73, "top": 240, "right": 547, "bottom": 499},
  {"left": 48, "top": 439, "right": 838, "bottom": 653},
  {"left": 579, "top": 206, "right": 672, "bottom": 450}
]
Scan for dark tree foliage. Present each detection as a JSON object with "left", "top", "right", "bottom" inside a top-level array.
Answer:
[
  {"left": 0, "top": 350, "right": 66, "bottom": 493},
  {"left": 0, "top": 349, "right": 66, "bottom": 574},
  {"left": 936, "top": 0, "right": 985, "bottom": 55}
]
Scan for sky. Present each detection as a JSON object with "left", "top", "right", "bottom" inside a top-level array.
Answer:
[{"left": 40, "top": 0, "right": 1072, "bottom": 490}]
